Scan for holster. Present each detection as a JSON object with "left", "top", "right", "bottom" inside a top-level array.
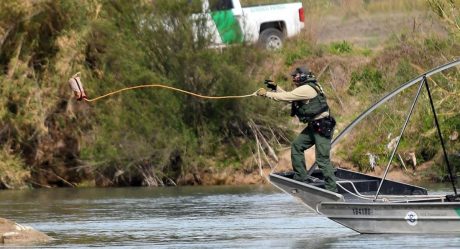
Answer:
[
  {"left": 290, "top": 102, "right": 296, "bottom": 117},
  {"left": 310, "top": 116, "right": 336, "bottom": 139}
]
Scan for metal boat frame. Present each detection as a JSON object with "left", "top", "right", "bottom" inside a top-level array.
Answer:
[{"left": 269, "top": 58, "right": 460, "bottom": 233}]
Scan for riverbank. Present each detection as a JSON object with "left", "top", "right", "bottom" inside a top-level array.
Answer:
[{"left": 181, "top": 146, "right": 435, "bottom": 187}]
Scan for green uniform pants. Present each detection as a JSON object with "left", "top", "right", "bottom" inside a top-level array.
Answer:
[{"left": 291, "top": 125, "right": 337, "bottom": 192}]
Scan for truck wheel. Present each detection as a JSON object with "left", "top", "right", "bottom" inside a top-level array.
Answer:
[{"left": 259, "top": 28, "right": 284, "bottom": 50}]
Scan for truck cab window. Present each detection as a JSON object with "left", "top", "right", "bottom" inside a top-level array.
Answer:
[{"left": 209, "top": 0, "right": 233, "bottom": 11}]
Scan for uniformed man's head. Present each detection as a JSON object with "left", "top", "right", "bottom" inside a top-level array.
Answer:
[{"left": 290, "top": 66, "right": 316, "bottom": 86}]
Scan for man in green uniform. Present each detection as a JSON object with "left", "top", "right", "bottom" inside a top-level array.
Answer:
[{"left": 256, "top": 67, "right": 337, "bottom": 192}]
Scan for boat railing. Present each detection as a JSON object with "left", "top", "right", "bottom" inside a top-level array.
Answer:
[
  {"left": 389, "top": 195, "right": 447, "bottom": 203},
  {"left": 336, "top": 180, "right": 376, "bottom": 201},
  {"left": 337, "top": 180, "right": 447, "bottom": 203}
]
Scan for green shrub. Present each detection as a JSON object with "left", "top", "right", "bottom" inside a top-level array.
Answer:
[
  {"left": 282, "top": 37, "right": 313, "bottom": 66},
  {"left": 0, "top": 146, "right": 29, "bottom": 189},
  {"left": 329, "top": 41, "right": 353, "bottom": 54},
  {"left": 348, "top": 66, "right": 384, "bottom": 95},
  {"left": 424, "top": 37, "right": 449, "bottom": 51}
]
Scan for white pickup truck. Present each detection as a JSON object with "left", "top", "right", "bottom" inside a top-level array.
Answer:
[{"left": 201, "top": 0, "right": 305, "bottom": 49}]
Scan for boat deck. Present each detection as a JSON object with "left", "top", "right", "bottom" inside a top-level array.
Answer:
[{"left": 272, "top": 168, "right": 429, "bottom": 203}]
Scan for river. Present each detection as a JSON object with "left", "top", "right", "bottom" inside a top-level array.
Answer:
[{"left": 1, "top": 185, "right": 459, "bottom": 248}]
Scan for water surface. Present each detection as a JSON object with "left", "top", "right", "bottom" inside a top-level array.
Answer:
[{"left": 0, "top": 185, "right": 459, "bottom": 248}]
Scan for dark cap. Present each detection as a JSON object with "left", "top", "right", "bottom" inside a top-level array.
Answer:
[{"left": 290, "top": 66, "right": 310, "bottom": 76}]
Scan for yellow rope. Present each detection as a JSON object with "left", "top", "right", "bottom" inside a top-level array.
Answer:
[{"left": 84, "top": 84, "right": 256, "bottom": 102}]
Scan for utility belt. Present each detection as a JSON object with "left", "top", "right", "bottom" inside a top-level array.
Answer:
[{"left": 309, "top": 116, "right": 336, "bottom": 139}]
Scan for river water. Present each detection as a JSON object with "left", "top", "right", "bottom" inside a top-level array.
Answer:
[{"left": 1, "top": 185, "right": 459, "bottom": 248}]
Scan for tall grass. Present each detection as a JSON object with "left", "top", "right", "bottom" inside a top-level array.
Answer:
[{"left": 0, "top": 145, "right": 29, "bottom": 189}]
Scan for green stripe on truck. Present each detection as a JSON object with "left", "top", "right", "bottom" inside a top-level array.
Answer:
[
  {"left": 456, "top": 208, "right": 460, "bottom": 216},
  {"left": 210, "top": 10, "right": 243, "bottom": 44}
]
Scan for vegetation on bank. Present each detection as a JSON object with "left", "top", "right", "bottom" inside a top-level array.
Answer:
[
  {"left": 0, "top": 0, "right": 290, "bottom": 188},
  {"left": 325, "top": 0, "right": 460, "bottom": 181},
  {"left": 0, "top": 0, "right": 459, "bottom": 189}
]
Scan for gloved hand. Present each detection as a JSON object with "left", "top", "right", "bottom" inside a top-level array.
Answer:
[
  {"left": 256, "top": 88, "right": 267, "bottom": 96},
  {"left": 264, "top": 80, "right": 277, "bottom": 91}
]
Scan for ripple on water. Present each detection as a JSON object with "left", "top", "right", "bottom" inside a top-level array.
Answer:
[{"left": 1, "top": 185, "right": 458, "bottom": 248}]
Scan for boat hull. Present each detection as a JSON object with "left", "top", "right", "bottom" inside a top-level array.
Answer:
[
  {"left": 318, "top": 202, "right": 460, "bottom": 234},
  {"left": 269, "top": 170, "right": 460, "bottom": 233},
  {"left": 269, "top": 173, "right": 344, "bottom": 211}
]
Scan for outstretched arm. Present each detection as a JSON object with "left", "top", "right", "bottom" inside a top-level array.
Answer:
[{"left": 265, "top": 85, "right": 317, "bottom": 102}]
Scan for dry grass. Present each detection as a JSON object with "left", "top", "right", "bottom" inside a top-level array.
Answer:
[
  {"left": 302, "top": 0, "right": 426, "bottom": 14},
  {"left": 240, "top": 0, "right": 298, "bottom": 7},
  {"left": 0, "top": 146, "right": 30, "bottom": 189},
  {"left": 303, "top": 0, "right": 445, "bottom": 49}
]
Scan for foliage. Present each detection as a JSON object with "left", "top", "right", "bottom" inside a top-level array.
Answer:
[
  {"left": 0, "top": 0, "right": 288, "bottom": 188},
  {"left": 0, "top": 145, "right": 29, "bottom": 189},
  {"left": 348, "top": 66, "right": 384, "bottom": 95},
  {"left": 329, "top": 41, "right": 353, "bottom": 54},
  {"left": 282, "top": 36, "right": 313, "bottom": 66},
  {"left": 338, "top": 34, "right": 460, "bottom": 173},
  {"left": 80, "top": 0, "right": 276, "bottom": 186},
  {"left": 427, "top": 0, "right": 460, "bottom": 38}
]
